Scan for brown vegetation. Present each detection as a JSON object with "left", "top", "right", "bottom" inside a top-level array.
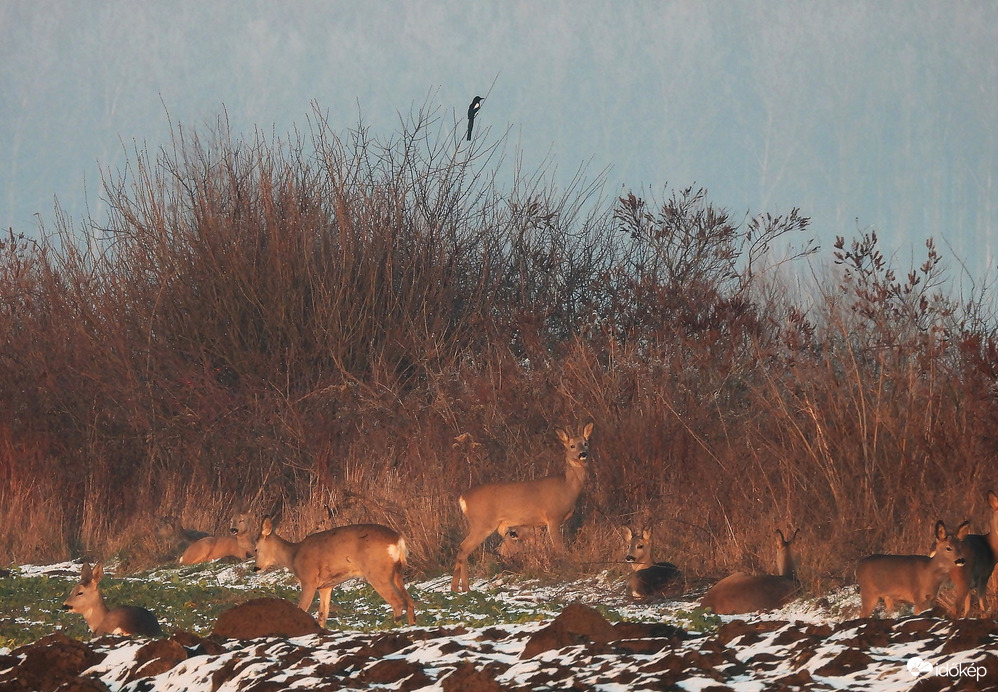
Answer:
[{"left": 2, "top": 103, "right": 997, "bottom": 593}]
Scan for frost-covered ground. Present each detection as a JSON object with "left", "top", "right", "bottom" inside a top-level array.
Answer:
[{"left": 2, "top": 561, "right": 997, "bottom": 691}]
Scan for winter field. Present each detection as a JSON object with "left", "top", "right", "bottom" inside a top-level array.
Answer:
[
  {"left": 1, "top": 560, "right": 996, "bottom": 691},
  {"left": 5, "top": 106, "right": 998, "bottom": 692}
]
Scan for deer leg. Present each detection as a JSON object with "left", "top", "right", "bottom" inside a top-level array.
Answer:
[
  {"left": 859, "top": 592, "right": 878, "bottom": 618},
  {"left": 313, "top": 574, "right": 354, "bottom": 627},
  {"left": 951, "top": 568, "right": 971, "bottom": 617},
  {"left": 545, "top": 519, "right": 566, "bottom": 552},
  {"left": 369, "top": 572, "right": 413, "bottom": 625},
  {"left": 316, "top": 587, "right": 333, "bottom": 628},
  {"left": 297, "top": 583, "right": 318, "bottom": 618},
  {"left": 451, "top": 527, "right": 494, "bottom": 592},
  {"left": 958, "top": 591, "right": 971, "bottom": 618},
  {"left": 394, "top": 566, "right": 416, "bottom": 625}
]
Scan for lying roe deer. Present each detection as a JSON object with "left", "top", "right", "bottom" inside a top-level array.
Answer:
[
  {"left": 451, "top": 423, "right": 594, "bottom": 593},
  {"left": 155, "top": 515, "right": 210, "bottom": 547},
  {"left": 62, "top": 562, "right": 161, "bottom": 637},
  {"left": 622, "top": 527, "right": 682, "bottom": 600},
  {"left": 253, "top": 517, "right": 415, "bottom": 627},
  {"left": 497, "top": 525, "right": 544, "bottom": 563},
  {"left": 180, "top": 512, "right": 257, "bottom": 565},
  {"left": 700, "top": 529, "right": 801, "bottom": 614},
  {"left": 857, "top": 520, "right": 967, "bottom": 618},
  {"left": 945, "top": 492, "right": 997, "bottom": 616}
]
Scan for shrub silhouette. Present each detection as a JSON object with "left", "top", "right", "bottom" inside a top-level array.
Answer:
[{"left": 1, "top": 103, "right": 996, "bottom": 594}]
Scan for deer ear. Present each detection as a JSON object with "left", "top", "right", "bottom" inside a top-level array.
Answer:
[
  {"left": 934, "top": 520, "right": 946, "bottom": 540},
  {"left": 642, "top": 528, "right": 651, "bottom": 541},
  {"left": 583, "top": 422, "right": 594, "bottom": 439},
  {"left": 81, "top": 562, "right": 93, "bottom": 583},
  {"left": 261, "top": 517, "right": 274, "bottom": 536},
  {"left": 556, "top": 429, "right": 569, "bottom": 444},
  {"left": 956, "top": 520, "right": 971, "bottom": 539},
  {"left": 622, "top": 527, "right": 632, "bottom": 542},
  {"left": 92, "top": 562, "right": 104, "bottom": 582}
]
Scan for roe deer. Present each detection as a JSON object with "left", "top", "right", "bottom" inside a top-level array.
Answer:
[
  {"left": 156, "top": 515, "right": 210, "bottom": 547},
  {"left": 253, "top": 517, "right": 415, "bottom": 627},
  {"left": 451, "top": 422, "right": 594, "bottom": 592},
  {"left": 62, "top": 562, "right": 161, "bottom": 637},
  {"left": 700, "top": 529, "right": 801, "bottom": 615},
  {"left": 497, "top": 526, "right": 544, "bottom": 563},
  {"left": 857, "top": 520, "right": 967, "bottom": 618},
  {"left": 622, "top": 526, "right": 682, "bottom": 600},
  {"left": 180, "top": 512, "right": 257, "bottom": 565},
  {"left": 948, "top": 490, "right": 998, "bottom": 617}
]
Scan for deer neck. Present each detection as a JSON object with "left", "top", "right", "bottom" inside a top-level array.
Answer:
[
  {"left": 632, "top": 554, "right": 653, "bottom": 571},
  {"left": 273, "top": 533, "right": 301, "bottom": 569},
  {"left": 562, "top": 458, "right": 587, "bottom": 495},
  {"left": 776, "top": 550, "right": 796, "bottom": 580},
  {"left": 258, "top": 532, "right": 300, "bottom": 570},
  {"left": 930, "top": 549, "right": 956, "bottom": 576},
  {"left": 83, "top": 592, "right": 110, "bottom": 632}
]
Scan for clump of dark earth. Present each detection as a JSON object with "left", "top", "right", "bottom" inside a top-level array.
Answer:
[{"left": 211, "top": 597, "right": 324, "bottom": 638}]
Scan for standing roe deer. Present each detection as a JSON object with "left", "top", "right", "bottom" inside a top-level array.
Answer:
[
  {"left": 948, "top": 490, "right": 998, "bottom": 617},
  {"left": 253, "top": 517, "right": 415, "bottom": 627},
  {"left": 700, "top": 529, "right": 801, "bottom": 614},
  {"left": 857, "top": 520, "right": 967, "bottom": 618},
  {"left": 622, "top": 526, "right": 682, "bottom": 600},
  {"left": 180, "top": 512, "right": 258, "bottom": 565},
  {"left": 62, "top": 562, "right": 161, "bottom": 637},
  {"left": 451, "top": 423, "right": 594, "bottom": 593}
]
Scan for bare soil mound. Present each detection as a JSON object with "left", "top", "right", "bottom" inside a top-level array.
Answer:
[{"left": 211, "top": 597, "right": 324, "bottom": 639}]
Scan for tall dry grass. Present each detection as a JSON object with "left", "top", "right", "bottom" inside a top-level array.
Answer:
[{"left": 1, "top": 104, "right": 996, "bottom": 595}]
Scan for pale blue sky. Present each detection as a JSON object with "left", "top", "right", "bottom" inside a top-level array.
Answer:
[{"left": 2, "top": 1, "right": 996, "bottom": 277}]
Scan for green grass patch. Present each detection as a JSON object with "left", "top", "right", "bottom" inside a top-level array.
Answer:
[
  {"left": 668, "top": 606, "right": 722, "bottom": 633},
  {"left": 0, "top": 564, "right": 694, "bottom": 650},
  {"left": 0, "top": 565, "right": 298, "bottom": 648}
]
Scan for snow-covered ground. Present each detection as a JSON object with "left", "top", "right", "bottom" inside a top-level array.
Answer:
[{"left": 2, "top": 562, "right": 997, "bottom": 691}]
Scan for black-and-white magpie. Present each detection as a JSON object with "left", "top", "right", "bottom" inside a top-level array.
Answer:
[{"left": 467, "top": 96, "right": 484, "bottom": 141}]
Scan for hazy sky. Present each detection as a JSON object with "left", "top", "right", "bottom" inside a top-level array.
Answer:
[{"left": 2, "top": 1, "right": 996, "bottom": 278}]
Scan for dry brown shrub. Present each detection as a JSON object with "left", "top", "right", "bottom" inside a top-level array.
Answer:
[{"left": 2, "top": 106, "right": 997, "bottom": 602}]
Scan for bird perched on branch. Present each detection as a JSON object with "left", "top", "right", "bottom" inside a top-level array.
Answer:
[{"left": 467, "top": 96, "right": 484, "bottom": 141}]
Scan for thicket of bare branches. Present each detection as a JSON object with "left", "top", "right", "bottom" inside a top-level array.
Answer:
[{"left": 2, "top": 105, "right": 996, "bottom": 594}]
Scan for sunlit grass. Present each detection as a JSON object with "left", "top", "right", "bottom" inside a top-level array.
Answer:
[
  {"left": 0, "top": 564, "right": 297, "bottom": 648},
  {"left": 0, "top": 564, "right": 634, "bottom": 649}
]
